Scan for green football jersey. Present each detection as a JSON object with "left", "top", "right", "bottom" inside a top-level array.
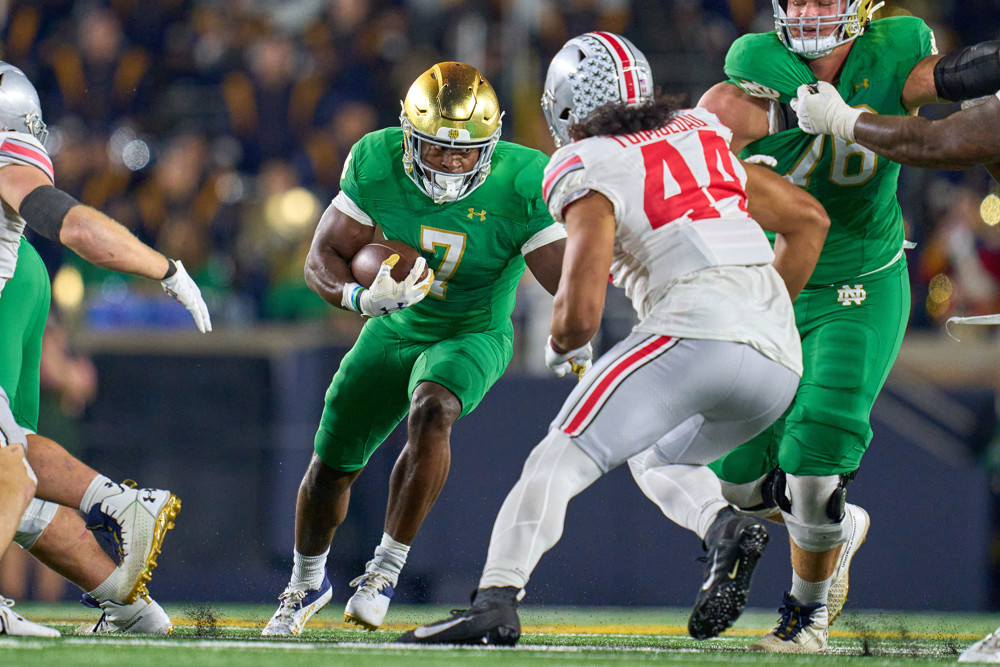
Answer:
[
  {"left": 340, "top": 127, "right": 558, "bottom": 341},
  {"left": 724, "top": 17, "right": 936, "bottom": 286}
]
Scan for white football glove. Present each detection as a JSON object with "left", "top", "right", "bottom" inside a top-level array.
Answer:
[
  {"left": 161, "top": 259, "right": 212, "bottom": 333},
  {"left": 352, "top": 255, "right": 434, "bottom": 318},
  {"left": 791, "top": 81, "right": 865, "bottom": 142},
  {"left": 545, "top": 336, "right": 593, "bottom": 379},
  {"left": 743, "top": 154, "right": 778, "bottom": 169}
]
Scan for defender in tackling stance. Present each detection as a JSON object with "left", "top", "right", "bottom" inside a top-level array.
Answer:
[{"left": 399, "top": 32, "right": 828, "bottom": 645}]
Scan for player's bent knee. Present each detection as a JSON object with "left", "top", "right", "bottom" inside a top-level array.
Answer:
[
  {"left": 408, "top": 386, "right": 461, "bottom": 433},
  {"left": 782, "top": 474, "right": 850, "bottom": 552},
  {"left": 14, "top": 498, "right": 58, "bottom": 550},
  {"left": 719, "top": 474, "right": 767, "bottom": 510},
  {"left": 0, "top": 443, "right": 37, "bottom": 496}
]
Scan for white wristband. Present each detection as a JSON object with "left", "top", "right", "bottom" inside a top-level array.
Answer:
[
  {"left": 341, "top": 281, "right": 365, "bottom": 313},
  {"left": 833, "top": 106, "right": 865, "bottom": 143}
]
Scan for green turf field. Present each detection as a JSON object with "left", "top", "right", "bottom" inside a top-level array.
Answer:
[{"left": 0, "top": 602, "right": 992, "bottom": 666}]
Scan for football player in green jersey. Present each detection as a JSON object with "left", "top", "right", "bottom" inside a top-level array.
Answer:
[
  {"left": 631, "top": 0, "right": 1000, "bottom": 653},
  {"left": 793, "top": 84, "right": 1000, "bottom": 183},
  {"left": 791, "top": 82, "right": 1000, "bottom": 665},
  {"left": 263, "top": 62, "right": 566, "bottom": 637}
]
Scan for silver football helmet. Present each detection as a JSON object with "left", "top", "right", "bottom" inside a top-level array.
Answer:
[
  {"left": 541, "top": 32, "right": 653, "bottom": 148},
  {"left": 772, "top": 0, "right": 885, "bottom": 59},
  {"left": 0, "top": 62, "right": 47, "bottom": 145}
]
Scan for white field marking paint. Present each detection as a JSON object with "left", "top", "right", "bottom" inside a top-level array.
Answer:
[{"left": 0, "top": 638, "right": 963, "bottom": 658}]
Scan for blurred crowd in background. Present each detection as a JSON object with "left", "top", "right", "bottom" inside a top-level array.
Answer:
[{"left": 1, "top": 0, "right": 998, "bottom": 336}]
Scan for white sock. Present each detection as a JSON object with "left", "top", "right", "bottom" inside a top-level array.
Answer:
[
  {"left": 628, "top": 451, "right": 729, "bottom": 541},
  {"left": 790, "top": 572, "right": 833, "bottom": 605},
  {"left": 480, "top": 431, "right": 603, "bottom": 590},
  {"left": 79, "top": 475, "right": 120, "bottom": 513},
  {"left": 88, "top": 568, "right": 125, "bottom": 604},
  {"left": 368, "top": 533, "right": 409, "bottom": 587},
  {"left": 291, "top": 548, "right": 329, "bottom": 590}
]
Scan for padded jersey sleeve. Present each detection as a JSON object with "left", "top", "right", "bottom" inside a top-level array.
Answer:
[
  {"left": 336, "top": 134, "right": 383, "bottom": 225},
  {"left": 542, "top": 143, "right": 624, "bottom": 225},
  {"left": 0, "top": 132, "right": 53, "bottom": 182},
  {"left": 331, "top": 190, "right": 374, "bottom": 227},
  {"left": 724, "top": 33, "right": 816, "bottom": 104}
]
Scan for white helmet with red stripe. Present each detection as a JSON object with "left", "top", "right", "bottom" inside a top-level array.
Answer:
[
  {"left": 0, "top": 62, "right": 47, "bottom": 145},
  {"left": 541, "top": 32, "right": 653, "bottom": 148}
]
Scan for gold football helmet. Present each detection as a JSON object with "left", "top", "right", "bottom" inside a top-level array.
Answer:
[
  {"left": 400, "top": 62, "right": 502, "bottom": 203},
  {"left": 773, "top": 0, "right": 885, "bottom": 59}
]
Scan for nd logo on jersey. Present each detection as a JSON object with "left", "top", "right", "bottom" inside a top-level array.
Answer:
[{"left": 837, "top": 284, "right": 867, "bottom": 306}]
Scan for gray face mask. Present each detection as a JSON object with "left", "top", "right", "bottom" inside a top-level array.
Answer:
[
  {"left": 0, "top": 62, "right": 48, "bottom": 145},
  {"left": 771, "top": 0, "right": 885, "bottom": 59}
]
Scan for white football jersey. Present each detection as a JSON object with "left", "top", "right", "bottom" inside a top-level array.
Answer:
[
  {"left": 0, "top": 130, "right": 54, "bottom": 296},
  {"left": 542, "top": 107, "right": 802, "bottom": 375}
]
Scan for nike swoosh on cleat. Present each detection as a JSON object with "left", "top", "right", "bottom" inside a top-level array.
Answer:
[
  {"left": 728, "top": 561, "right": 740, "bottom": 580},
  {"left": 412, "top": 616, "right": 472, "bottom": 639}
]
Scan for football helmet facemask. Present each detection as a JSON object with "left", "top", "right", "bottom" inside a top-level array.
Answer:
[
  {"left": 773, "top": 0, "right": 885, "bottom": 59},
  {"left": 401, "top": 62, "right": 502, "bottom": 204},
  {"left": 0, "top": 62, "right": 47, "bottom": 145},
  {"left": 541, "top": 32, "right": 653, "bottom": 148}
]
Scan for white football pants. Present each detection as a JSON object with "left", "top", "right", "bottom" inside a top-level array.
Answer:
[{"left": 480, "top": 334, "right": 799, "bottom": 589}]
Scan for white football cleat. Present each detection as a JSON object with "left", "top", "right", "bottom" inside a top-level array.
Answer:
[
  {"left": 344, "top": 569, "right": 395, "bottom": 630},
  {"left": 960, "top": 627, "right": 1000, "bottom": 663},
  {"left": 262, "top": 577, "right": 332, "bottom": 637},
  {"left": 828, "top": 503, "right": 870, "bottom": 623},
  {"left": 750, "top": 592, "right": 829, "bottom": 653},
  {"left": 76, "top": 594, "right": 173, "bottom": 634},
  {"left": 0, "top": 596, "right": 60, "bottom": 637},
  {"left": 85, "top": 484, "right": 181, "bottom": 604}
]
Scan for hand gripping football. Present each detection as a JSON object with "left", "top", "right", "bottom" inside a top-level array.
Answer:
[{"left": 350, "top": 239, "right": 427, "bottom": 288}]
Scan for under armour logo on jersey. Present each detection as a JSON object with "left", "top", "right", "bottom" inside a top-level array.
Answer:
[
  {"left": 837, "top": 284, "right": 867, "bottom": 306},
  {"left": 467, "top": 208, "right": 486, "bottom": 221},
  {"left": 853, "top": 78, "right": 870, "bottom": 93}
]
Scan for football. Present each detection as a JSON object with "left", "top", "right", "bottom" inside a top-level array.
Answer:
[{"left": 350, "top": 239, "right": 427, "bottom": 288}]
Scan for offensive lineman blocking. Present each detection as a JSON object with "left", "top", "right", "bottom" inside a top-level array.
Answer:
[
  {"left": 637, "top": 0, "right": 1000, "bottom": 652},
  {"left": 398, "top": 32, "right": 829, "bottom": 646}
]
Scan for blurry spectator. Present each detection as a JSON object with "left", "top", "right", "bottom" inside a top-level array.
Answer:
[
  {"left": 42, "top": 7, "right": 153, "bottom": 132},
  {"left": 236, "top": 159, "right": 326, "bottom": 321},
  {"left": 919, "top": 185, "right": 1000, "bottom": 330},
  {"left": 223, "top": 31, "right": 320, "bottom": 172}
]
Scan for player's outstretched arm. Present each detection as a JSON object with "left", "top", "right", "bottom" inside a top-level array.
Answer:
[
  {"left": 856, "top": 95, "right": 1000, "bottom": 171},
  {"left": 303, "top": 201, "right": 375, "bottom": 309},
  {"left": 742, "top": 161, "right": 829, "bottom": 300},
  {"left": 0, "top": 163, "right": 211, "bottom": 332}
]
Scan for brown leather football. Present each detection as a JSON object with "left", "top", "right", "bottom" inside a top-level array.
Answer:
[{"left": 350, "top": 239, "right": 426, "bottom": 288}]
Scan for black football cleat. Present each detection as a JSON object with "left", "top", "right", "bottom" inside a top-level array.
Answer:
[
  {"left": 396, "top": 586, "right": 521, "bottom": 645},
  {"left": 688, "top": 506, "right": 769, "bottom": 639}
]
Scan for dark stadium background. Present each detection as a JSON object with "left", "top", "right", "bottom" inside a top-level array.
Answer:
[{"left": 2, "top": 0, "right": 999, "bottom": 611}]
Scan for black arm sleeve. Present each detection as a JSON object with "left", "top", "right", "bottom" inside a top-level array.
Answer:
[
  {"left": 18, "top": 185, "right": 79, "bottom": 241},
  {"left": 934, "top": 40, "right": 1000, "bottom": 102}
]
